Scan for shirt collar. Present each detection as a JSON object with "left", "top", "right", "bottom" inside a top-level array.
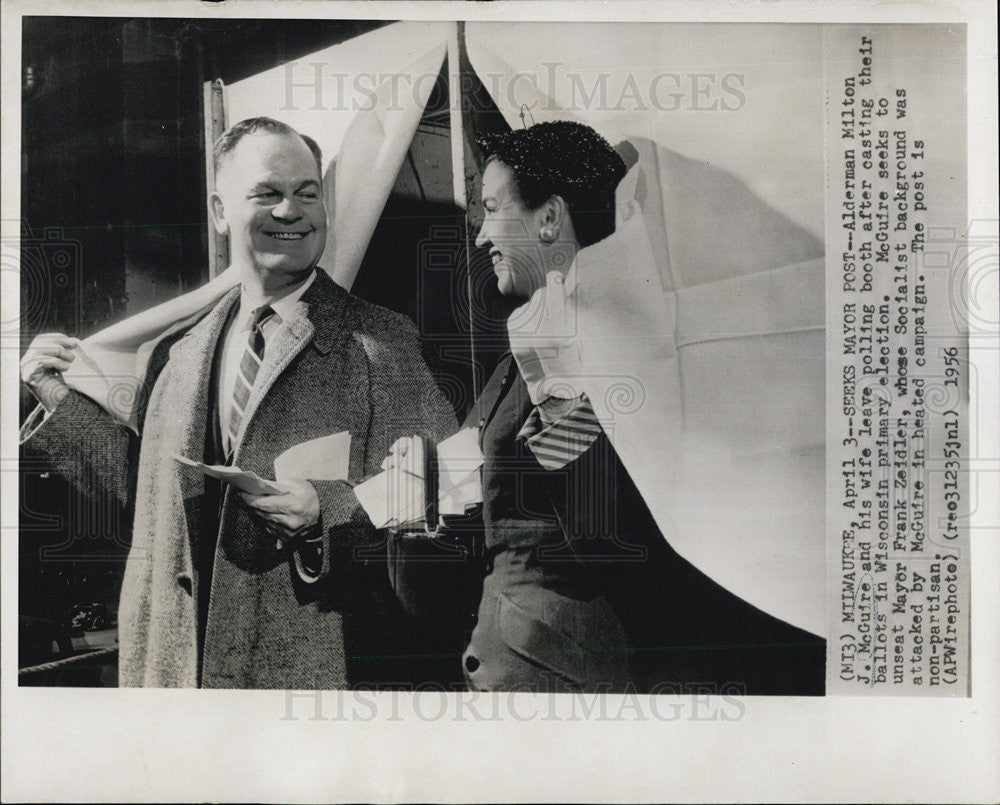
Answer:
[
  {"left": 507, "top": 228, "right": 623, "bottom": 338},
  {"left": 238, "top": 269, "right": 317, "bottom": 328}
]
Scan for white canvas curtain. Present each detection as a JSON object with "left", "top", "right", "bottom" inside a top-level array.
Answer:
[
  {"left": 468, "top": 23, "right": 826, "bottom": 633},
  {"left": 25, "top": 21, "right": 827, "bottom": 634}
]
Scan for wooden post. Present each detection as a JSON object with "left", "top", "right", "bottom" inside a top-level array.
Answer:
[
  {"left": 446, "top": 24, "right": 480, "bottom": 401},
  {"left": 449, "top": 22, "right": 514, "bottom": 402},
  {"left": 203, "top": 78, "right": 228, "bottom": 278}
]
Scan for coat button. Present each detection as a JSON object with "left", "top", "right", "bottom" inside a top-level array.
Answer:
[{"left": 465, "top": 654, "right": 481, "bottom": 673}]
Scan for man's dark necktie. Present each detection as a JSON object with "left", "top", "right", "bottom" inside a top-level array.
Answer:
[{"left": 226, "top": 304, "right": 274, "bottom": 459}]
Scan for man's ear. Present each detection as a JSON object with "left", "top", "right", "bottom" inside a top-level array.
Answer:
[{"left": 209, "top": 191, "right": 229, "bottom": 236}]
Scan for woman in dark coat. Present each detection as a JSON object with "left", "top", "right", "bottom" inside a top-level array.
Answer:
[{"left": 388, "top": 121, "right": 825, "bottom": 695}]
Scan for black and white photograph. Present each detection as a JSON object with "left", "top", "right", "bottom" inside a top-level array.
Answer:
[{"left": 2, "top": 1, "right": 997, "bottom": 802}]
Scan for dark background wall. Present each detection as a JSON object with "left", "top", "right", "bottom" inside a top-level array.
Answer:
[{"left": 20, "top": 17, "right": 389, "bottom": 339}]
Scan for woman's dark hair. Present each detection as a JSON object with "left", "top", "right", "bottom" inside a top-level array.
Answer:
[{"left": 477, "top": 121, "right": 626, "bottom": 248}]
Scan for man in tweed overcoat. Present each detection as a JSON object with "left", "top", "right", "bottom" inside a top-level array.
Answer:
[{"left": 21, "top": 118, "right": 455, "bottom": 688}]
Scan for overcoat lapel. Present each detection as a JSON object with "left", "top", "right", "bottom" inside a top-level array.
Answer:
[
  {"left": 119, "top": 287, "right": 238, "bottom": 687},
  {"left": 167, "top": 289, "right": 240, "bottom": 549}
]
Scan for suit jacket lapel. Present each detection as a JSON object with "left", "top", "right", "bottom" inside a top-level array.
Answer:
[
  {"left": 480, "top": 355, "right": 519, "bottom": 437},
  {"left": 229, "top": 270, "right": 351, "bottom": 462},
  {"left": 231, "top": 308, "right": 313, "bottom": 459}
]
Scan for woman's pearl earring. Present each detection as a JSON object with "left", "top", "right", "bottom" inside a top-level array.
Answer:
[{"left": 539, "top": 225, "right": 557, "bottom": 243}]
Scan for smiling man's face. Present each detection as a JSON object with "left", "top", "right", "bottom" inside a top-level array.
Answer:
[{"left": 210, "top": 131, "right": 327, "bottom": 283}]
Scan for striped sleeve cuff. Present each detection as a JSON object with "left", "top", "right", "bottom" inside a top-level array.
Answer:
[{"left": 517, "top": 394, "right": 602, "bottom": 470}]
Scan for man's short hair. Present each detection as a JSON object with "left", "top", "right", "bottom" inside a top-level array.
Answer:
[{"left": 213, "top": 117, "right": 323, "bottom": 179}]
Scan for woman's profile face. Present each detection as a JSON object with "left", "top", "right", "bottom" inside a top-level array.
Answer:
[{"left": 475, "top": 160, "right": 548, "bottom": 300}]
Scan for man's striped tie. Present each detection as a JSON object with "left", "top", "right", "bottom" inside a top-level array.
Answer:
[
  {"left": 227, "top": 304, "right": 274, "bottom": 458},
  {"left": 517, "top": 394, "right": 603, "bottom": 470}
]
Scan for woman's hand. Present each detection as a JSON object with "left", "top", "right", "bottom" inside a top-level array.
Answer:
[{"left": 380, "top": 436, "right": 426, "bottom": 527}]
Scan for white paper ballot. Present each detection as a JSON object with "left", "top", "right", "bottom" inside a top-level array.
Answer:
[
  {"left": 273, "top": 431, "right": 351, "bottom": 482},
  {"left": 354, "top": 468, "right": 425, "bottom": 529},
  {"left": 438, "top": 470, "right": 482, "bottom": 516},
  {"left": 356, "top": 436, "right": 426, "bottom": 529},
  {"left": 436, "top": 428, "right": 484, "bottom": 515},
  {"left": 355, "top": 429, "right": 484, "bottom": 528},
  {"left": 435, "top": 427, "right": 484, "bottom": 492},
  {"left": 173, "top": 455, "right": 289, "bottom": 496}
]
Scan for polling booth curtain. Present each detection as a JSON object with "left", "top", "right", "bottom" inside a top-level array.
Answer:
[{"left": 466, "top": 22, "right": 826, "bottom": 635}]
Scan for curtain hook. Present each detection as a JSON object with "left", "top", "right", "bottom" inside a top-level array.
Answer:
[{"left": 519, "top": 104, "right": 536, "bottom": 129}]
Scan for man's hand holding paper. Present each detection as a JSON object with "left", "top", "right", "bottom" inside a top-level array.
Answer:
[
  {"left": 435, "top": 428, "right": 484, "bottom": 515},
  {"left": 239, "top": 477, "right": 321, "bottom": 546},
  {"left": 174, "top": 431, "right": 354, "bottom": 547}
]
